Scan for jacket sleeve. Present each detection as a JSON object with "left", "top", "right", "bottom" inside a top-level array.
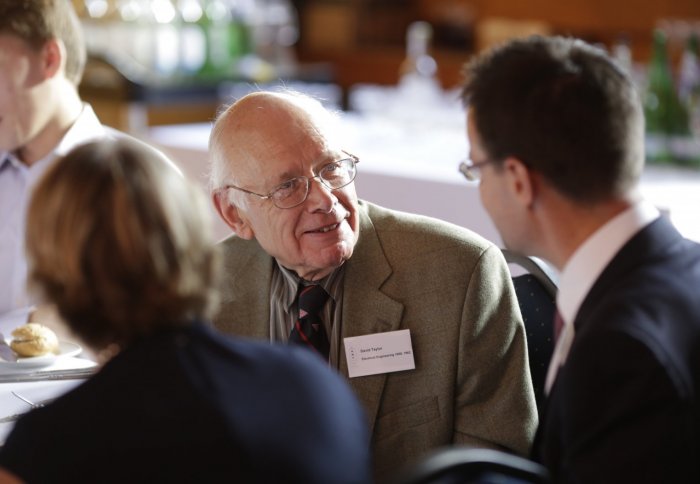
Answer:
[
  {"left": 453, "top": 244, "right": 538, "bottom": 456},
  {"left": 544, "top": 324, "right": 694, "bottom": 483}
]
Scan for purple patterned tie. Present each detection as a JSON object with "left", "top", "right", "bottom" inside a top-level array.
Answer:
[{"left": 289, "top": 284, "right": 330, "bottom": 359}]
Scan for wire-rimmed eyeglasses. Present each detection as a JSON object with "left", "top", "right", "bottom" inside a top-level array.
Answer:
[
  {"left": 221, "top": 151, "right": 359, "bottom": 209},
  {"left": 458, "top": 157, "right": 499, "bottom": 182}
]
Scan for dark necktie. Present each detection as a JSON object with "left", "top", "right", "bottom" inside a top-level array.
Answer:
[{"left": 289, "top": 284, "right": 330, "bottom": 360}]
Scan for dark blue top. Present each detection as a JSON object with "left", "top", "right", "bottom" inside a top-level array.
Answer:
[{"left": 0, "top": 322, "right": 371, "bottom": 483}]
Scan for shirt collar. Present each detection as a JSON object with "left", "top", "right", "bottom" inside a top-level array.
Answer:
[
  {"left": 0, "top": 104, "right": 105, "bottom": 171},
  {"left": 557, "top": 200, "right": 660, "bottom": 326},
  {"left": 0, "top": 151, "right": 22, "bottom": 172},
  {"left": 54, "top": 104, "right": 107, "bottom": 157},
  {"left": 276, "top": 262, "right": 344, "bottom": 310}
]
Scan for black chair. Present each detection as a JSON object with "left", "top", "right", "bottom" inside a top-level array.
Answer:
[
  {"left": 391, "top": 446, "right": 550, "bottom": 484},
  {"left": 502, "top": 249, "right": 558, "bottom": 411}
]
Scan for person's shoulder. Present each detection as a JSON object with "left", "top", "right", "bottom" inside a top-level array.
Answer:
[
  {"left": 103, "top": 128, "right": 183, "bottom": 175},
  {"left": 219, "top": 233, "right": 256, "bottom": 249},
  {"left": 195, "top": 323, "right": 320, "bottom": 368},
  {"left": 230, "top": 334, "right": 336, "bottom": 379},
  {"left": 203, "top": 326, "right": 355, "bottom": 399},
  {"left": 360, "top": 199, "right": 493, "bottom": 251},
  {"left": 217, "top": 234, "right": 267, "bottom": 265}
]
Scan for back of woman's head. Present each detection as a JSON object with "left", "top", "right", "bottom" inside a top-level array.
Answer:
[{"left": 26, "top": 139, "right": 219, "bottom": 350}]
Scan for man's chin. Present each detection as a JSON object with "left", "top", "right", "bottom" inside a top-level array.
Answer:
[
  {"left": 320, "top": 246, "right": 353, "bottom": 268},
  {"left": 303, "top": 246, "right": 353, "bottom": 276}
]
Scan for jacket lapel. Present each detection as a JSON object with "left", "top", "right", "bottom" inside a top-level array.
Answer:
[
  {"left": 575, "top": 216, "right": 682, "bottom": 333},
  {"left": 339, "top": 203, "right": 404, "bottom": 432}
]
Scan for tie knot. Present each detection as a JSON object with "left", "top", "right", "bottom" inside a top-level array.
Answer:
[{"left": 298, "top": 284, "right": 329, "bottom": 319}]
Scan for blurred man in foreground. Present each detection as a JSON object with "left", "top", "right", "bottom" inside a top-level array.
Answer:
[
  {"left": 461, "top": 35, "right": 700, "bottom": 482},
  {"left": 0, "top": 0, "right": 175, "bottom": 337},
  {"left": 208, "top": 90, "right": 537, "bottom": 480}
]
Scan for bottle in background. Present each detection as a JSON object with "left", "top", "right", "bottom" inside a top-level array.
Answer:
[
  {"left": 151, "top": 0, "right": 180, "bottom": 76},
  {"left": 678, "top": 32, "right": 700, "bottom": 140},
  {"left": 118, "top": 0, "right": 158, "bottom": 74},
  {"left": 612, "top": 33, "right": 633, "bottom": 75},
  {"left": 399, "top": 21, "right": 438, "bottom": 85},
  {"left": 644, "top": 29, "right": 692, "bottom": 164},
  {"left": 671, "top": 30, "right": 700, "bottom": 166},
  {"left": 177, "top": 0, "right": 208, "bottom": 76},
  {"left": 197, "top": 0, "right": 233, "bottom": 78},
  {"left": 225, "top": 0, "right": 253, "bottom": 72},
  {"left": 397, "top": 21, "right": 442, "bottom": 105},
  {"left": 81, "top": 0, "right": 112, "bottom": 55},
  {"left": 250, "top": 0, "right": 299, "bottom": 78}
]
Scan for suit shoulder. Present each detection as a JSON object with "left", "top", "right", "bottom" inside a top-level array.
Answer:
[
  {"left": 225, "top": 336, "right": 359, "bottom": 403},
  {"left": 362, "top": 200, "right": 494, "bottom": 254},
  {"left": 218, "top": 235, "right": 265, "bottom": 263}
]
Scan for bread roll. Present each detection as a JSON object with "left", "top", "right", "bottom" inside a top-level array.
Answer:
[{"left": 10, "top": 323, "right": 60, "bottom": 357}]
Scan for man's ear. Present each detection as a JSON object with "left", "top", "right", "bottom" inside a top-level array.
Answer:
[
  {"left": 212, "top": 191, "right": 255, "bottom": 240},
  {"left": 41, "top": 38, "right": 63, "bottom": 79},
  {"left": 503, "top": 157, "right": 536, "bottom": 208}
]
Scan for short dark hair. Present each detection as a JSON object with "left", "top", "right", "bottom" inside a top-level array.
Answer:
[
  {"left": 461, "top": 36, "right": 644, "bottom": 203},
  {"left": 0, "top": 0, "right": 86, "bottom": 85}
]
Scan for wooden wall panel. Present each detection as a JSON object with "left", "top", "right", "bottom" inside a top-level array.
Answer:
[{"left": 419, "top": 0, "right": 700, "bottom": 61}]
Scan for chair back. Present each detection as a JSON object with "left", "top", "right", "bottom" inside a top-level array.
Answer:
[
  {"left": 502, "top": 249, "right": 558, "bottom": 410},
  {"left": 391, "top": 446, "right": 550, "bottom": 484}
]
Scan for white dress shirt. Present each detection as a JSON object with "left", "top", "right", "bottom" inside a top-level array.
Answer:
[
  {"left": 0, "top": 105, "right": 112, "bottom": 334},
  {"left": 544, "top": 200, "right": 660, "bottom": 393}
]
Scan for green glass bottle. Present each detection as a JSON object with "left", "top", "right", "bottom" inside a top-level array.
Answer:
[
  {"left": 177, "top": 0, "right": 207, "bottom": 77},
  {"left": 675, "top": 32, "right": 700, "bottom": 166},
  {"left": 644, "top": 29, "right": 697, "bottom": 165},
  {"left": 644, "top": 29, "right": 675, "bottom": 163},
  {"left": 197, "top": 0, "right": 231, "bottom": 79},
  {"left": 226, "top": 0, "right": 252, "bottom": 69}
]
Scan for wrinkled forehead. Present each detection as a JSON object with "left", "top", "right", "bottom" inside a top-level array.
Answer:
[{"left": 218, "top": 94, "right": 343, "bottom": 181}]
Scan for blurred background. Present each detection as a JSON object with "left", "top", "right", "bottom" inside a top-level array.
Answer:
[
  {"left": 71, "top": 0, "right": 700, "bottom": 244},
  {"left": 72, "top": 0, "right": 700, "bottom": 130}
]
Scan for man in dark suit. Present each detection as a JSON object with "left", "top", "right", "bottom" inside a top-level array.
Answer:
[
  {"left": 208, "top": 91, "right": 537, "bottom": 481},
  {"left": 460, "top": 35, "right": 700, "bottom": 482}
]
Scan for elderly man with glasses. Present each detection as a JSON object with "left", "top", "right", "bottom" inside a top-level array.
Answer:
[{"left": 209, "top": 90, "right": 537, "bottom": 482}]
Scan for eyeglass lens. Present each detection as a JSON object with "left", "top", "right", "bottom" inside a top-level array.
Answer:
[
  {"left": 459, "top": 162, "right": 479, "bottom": 182},
  {"left": 271, "top": 158, "right": 357, "bottom": 208}
]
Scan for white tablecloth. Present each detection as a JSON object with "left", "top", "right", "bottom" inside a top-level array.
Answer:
[
  {"left": 146, "top": 113, "right": 700, "bottom": 245},
  {"left": 0, "top": 357, "right": 96, "bottom": 444}
]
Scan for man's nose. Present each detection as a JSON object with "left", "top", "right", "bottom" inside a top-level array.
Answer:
[{"left": 306, "top": 177, "right": 336, "bottom": 212}]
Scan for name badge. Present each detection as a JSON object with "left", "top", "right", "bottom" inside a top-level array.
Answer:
[{"left": 344, "top": 329, "right": 415, "bottom": 378}]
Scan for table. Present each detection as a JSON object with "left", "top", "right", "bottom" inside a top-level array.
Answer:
[
  {"left": 146, "top": 111, "right": 700, "bottom": 246},
  {"left": 0, "top": 359, "right": 97, "bottom": 444}
]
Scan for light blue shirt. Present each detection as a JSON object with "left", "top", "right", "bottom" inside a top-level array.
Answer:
[{"left": 0, "top": 105, "right": 112, "bottom": 334}]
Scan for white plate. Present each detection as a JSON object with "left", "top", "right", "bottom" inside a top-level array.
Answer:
[{"left": 0, "top": 341, "right": 82, "bottom": 371}]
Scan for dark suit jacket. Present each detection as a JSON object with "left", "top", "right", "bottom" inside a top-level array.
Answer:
[
  {"left": 535, "top": 216, "right": 700, "bottom": 483},
  {"left": 214, "top": 201, "right": 538, "bottom": 481},
  {"left": 0, "top": 322, "right": 371, "bottom": 484}
]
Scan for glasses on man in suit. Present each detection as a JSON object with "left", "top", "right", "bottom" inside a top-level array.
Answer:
[{"left": 458, "top": 157, "right": 501, "bottom": 182}]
